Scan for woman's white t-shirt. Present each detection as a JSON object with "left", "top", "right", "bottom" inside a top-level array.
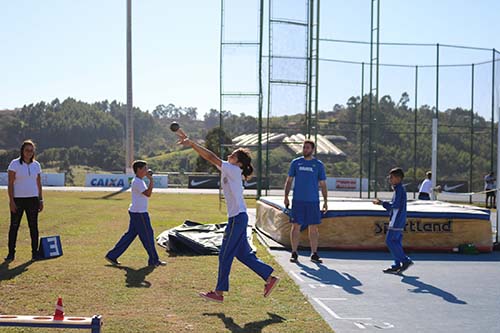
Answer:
[
  {"left": 219, "top": 161, "right": 247, "bottom": 218},
  {"left": 7, "top": 157, "right": 42, "bottom": 198}
]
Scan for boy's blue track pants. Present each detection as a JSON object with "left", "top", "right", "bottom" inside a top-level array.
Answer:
[
  {"left": 107, "top": 212, "right": 159, "bottom": 266},
  {"left": 386, "top": 229, "right": 410, "bottom": 267}
]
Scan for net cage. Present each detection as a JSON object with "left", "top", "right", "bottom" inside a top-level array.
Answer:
[{"left": 220, "top": 0, "right": 500, "bottom": 199}]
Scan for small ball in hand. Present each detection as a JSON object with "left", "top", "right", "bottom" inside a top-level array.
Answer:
[{"left": 170, "top": 122, "right": 180, "bottom": 132}]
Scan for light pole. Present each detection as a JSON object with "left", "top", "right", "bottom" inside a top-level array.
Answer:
[{"left": 125, "top": 0, "right": 134, "bottom": 173}]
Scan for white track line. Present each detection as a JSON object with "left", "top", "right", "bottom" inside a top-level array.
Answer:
[
  {"left": 354, "top": 322, "right": 366, "bottom": 329},
  {"left": 289, "top": 271, "right": 305, "bottom": 282},
  {"left": 313, "top": 298, "right": 372, "bottom": 321}
]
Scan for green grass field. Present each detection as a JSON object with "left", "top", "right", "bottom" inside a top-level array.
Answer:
[{"left": 0, "top": 190, "right": 333, "bottom": 333}]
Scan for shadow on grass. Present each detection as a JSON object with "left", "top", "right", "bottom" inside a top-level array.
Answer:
[
  {"left": 297, "top": 261, "right": 363, "bottom": 295},
  {"left": 203, "top": 312, "right": 286, "bottom": 333},
  {"left": 400, "top": 274, "right": 467, "bottom": 304},
  {"left": 106, "top": 265, "right": 155, "bottom": 288},
  {"left": 0, "top": 260, "right": 34, "bottom": 281},
  {"left": 165, "top": 252, "right": 218, "bottom": 258},
  {"left": 80, "top": 197, "right": 125, "bottom": 201}
]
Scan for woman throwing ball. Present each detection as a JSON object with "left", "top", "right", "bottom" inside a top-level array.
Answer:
[{"left": 175, "top": 128, "right": 279, "bottom": 303}]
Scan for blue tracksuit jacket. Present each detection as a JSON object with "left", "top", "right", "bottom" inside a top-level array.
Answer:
[{"left": 382, "top": 183, "right": 407, "bottom": 230}]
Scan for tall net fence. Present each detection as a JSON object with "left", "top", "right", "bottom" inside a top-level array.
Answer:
[
  {"left": 220, "top": 0, "right": 500, "bottom": 198},
  {"left": 263, "top": 0, "right": 311, "bottom": 191},
  {"left": 316, "top": 42, "right": 500, "bottom": 196},
  {"left": 219, "top": 0, "right": 262, "bottom": 192}
]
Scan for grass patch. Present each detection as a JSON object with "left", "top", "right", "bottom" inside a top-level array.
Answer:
[{"left": 0, "top": 190, "right": 332, "bottom": 332}]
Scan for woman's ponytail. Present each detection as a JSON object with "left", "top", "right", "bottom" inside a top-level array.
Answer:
[{"left": 235, "top": 148, "right": 254, "bottom": 180}]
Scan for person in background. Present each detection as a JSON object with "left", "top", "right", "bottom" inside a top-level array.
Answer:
[
  {"left": 6, "top": 140, "right": 44, "bottom": 262},
  {"left": 484, "top": 171, "right": 496, "bottom": 209},
  {"left": 418, "top": 171, "right": 433, "bottom": 200}
]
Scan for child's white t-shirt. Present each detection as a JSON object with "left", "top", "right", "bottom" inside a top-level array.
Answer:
[
  {"left": 219, "top": 161, "right": 247, "bottom": 218},
  {"left": 129, "top": 177, "right": 148, "bottom": 213}
]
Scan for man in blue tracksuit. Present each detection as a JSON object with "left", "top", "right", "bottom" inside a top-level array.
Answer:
[
  {"left": 373, "top": 167, "right": 413, "bottom": 274},
  {"left": 284, "top": 139, "right": 328, "bottom": 264}
]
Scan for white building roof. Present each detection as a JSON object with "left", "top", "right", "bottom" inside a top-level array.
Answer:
[{"left": 232, "top": 133, "right": 346, "bottom": 157}]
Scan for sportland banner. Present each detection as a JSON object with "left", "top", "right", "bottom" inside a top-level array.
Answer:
[
  {"left": 0, "top": 172, "right": 65, "bottom": 186},
  {"left": 85, "top": 174, "right": 169, "bottom": 188},
  {"left": 326, "top": 177, "right": 368, "bottom": 191}
]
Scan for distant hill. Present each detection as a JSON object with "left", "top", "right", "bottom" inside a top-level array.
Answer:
[{"left": 0, "top": 94, "right": 494, "bottom": 190}]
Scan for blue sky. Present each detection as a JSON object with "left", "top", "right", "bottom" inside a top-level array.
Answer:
[{"left": 1, "top": 0, "right": 499, "bottom": 119}]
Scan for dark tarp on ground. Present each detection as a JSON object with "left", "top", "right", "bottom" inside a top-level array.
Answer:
[
  {"left": 157, "top": 220, "right": 256, "bottom": 255},
  {"left": 157, "top": 220, "right": 226, "bottom": 255}
]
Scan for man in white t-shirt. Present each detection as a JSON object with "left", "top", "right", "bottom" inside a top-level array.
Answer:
[
  {"left": 418, "top": 171, "right": 433, "bottom": 200},
  {"left": 6, "top": 140, "right": 44, "bottom": 262},
  {"left": 105, "top": 160, "right": 165, "bottom": 267}
]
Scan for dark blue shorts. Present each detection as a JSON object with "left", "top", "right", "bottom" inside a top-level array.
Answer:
[
  {"left": 418, "top": 192, "right": 430, "bottom": 200},
  {"left": 291, "top": 200, "right": 321, "bottom": 226}
]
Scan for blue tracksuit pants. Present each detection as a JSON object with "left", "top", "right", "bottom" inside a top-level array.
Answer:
[
  {"left": 386, "top": 229, "right": 410, "bottom": 268},
  {"left": 107, "top": 212, "right": 159, "bottom": 266},
  {"left": 216, "top": 212, "right": 274, "bottom": 291}
]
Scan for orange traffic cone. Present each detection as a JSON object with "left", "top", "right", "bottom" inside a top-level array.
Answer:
[{"left": 53, "top": 297, "right": 64, "bottom": 320}]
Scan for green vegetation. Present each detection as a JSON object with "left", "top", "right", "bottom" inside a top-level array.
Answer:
[
  {"left": 323, "top": 94, "right": 493, "bottom": 190},
  {"left": 0, "top": 93, "right": 493, "bottom": 190}
]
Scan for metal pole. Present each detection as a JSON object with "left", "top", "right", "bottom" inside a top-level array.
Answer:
[
  {"left": 265, "top": 0, "right": 272, "bottom": 196},
  {"left": 360, "top": 63, "right": 365, "bottom": 199},
  {"left": 307, "top": 0, "right": 314, "bottom": 137},
  {"left": 373, "top": 0, "right": 380, "bottom": 198},
  {"left": 219, "top": 0, "right": 224, "bottom": 141},
  {"left": 257, "top": 0, "right": 264, "bottom": 199},
  {"left": 314, "top": 0, "right": 320, "bottom": 146},
  {"left": 492, "top": 49, "right": 496, "bottom": 172},
  {"left": 469, "top": 64, "right": 474, "bottom": 204},
  {"left": 431, "top": 44, "right": 439, "bottom": 199},
  {"left": 125, "top": 0, "right": 134, "bottom": 173},
  {"left": 367, "top": 0, "right": 375, "bottom": 199},
  {"left": 413, "top": 66, "right": 418, "bottom": 199},
  {"left": 495, "top": 48, "right": 499, "bottom": 244},
  {"left": 218, "top": 0, "right": 224, "bottom": 209}
]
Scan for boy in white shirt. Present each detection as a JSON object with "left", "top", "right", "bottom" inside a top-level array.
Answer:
[{"left": 105, "top": 160, "right": 165, "bottom": 267}]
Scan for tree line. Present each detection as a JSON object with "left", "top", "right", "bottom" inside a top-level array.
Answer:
[{"left": 0, "top": 94, "right": 495, "bottom": 190}]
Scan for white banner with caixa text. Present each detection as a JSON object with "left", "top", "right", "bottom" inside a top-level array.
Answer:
[{"left": 85, "top": 173, "right": 168, "bottom": 188}]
